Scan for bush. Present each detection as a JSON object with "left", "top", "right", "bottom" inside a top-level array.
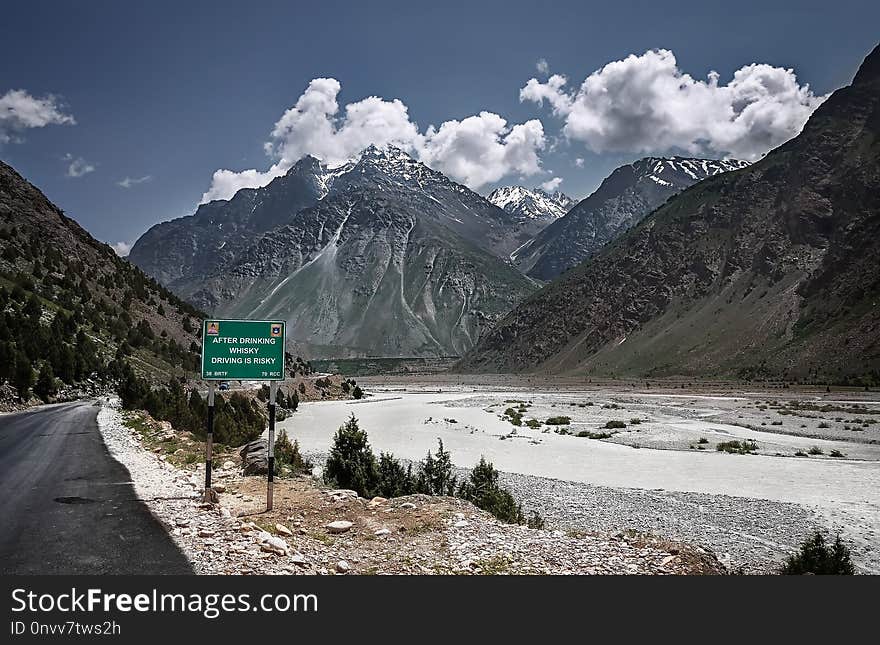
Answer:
[
  {"left": 808, "top": 446, "right": 824, "bottom": 455},
  {"left": 545, "top": 416, "right": 571, "bottom": 425},
  {"left": 829, "top": 449, "right": 845, "bottom": 458},
  {"left": 352, "top": 385, "right": 363, "bottom": 399},
  {"left": 274, "top": 431, "right": 312, "bottom": 476},
  {"left": 780, "top": 532, "right": 855, "bottom": 575},
  {"left": 716, "top": 440, "right": 758, "bottom": 454},
  {"left": 377, "top": 452, "right": 415, "bottom": 498},
  {"left": 323, "top": 414, "right": 379, "bottom": 498},
  {"left": 415, "top": 439, "right": 457, "bottom": 496},
  {"left": 697, "top": 437, "right": 709, "bottom": 444},
  {"left": 604, "top": 420, "right": 627, "bottom": 429},
  {"left": 629, "top": 418, "right": 642, "bottom": 425},
  {"left": 458, "top": 457, "right": 524, "bottom": 524},
  {"left": 577, "top": 430, "right": 612, "bottom": 439}
]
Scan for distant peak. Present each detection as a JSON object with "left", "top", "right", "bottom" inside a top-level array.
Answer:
[{"left": 852, "top": 42, "right": 880, "bottom": 86}]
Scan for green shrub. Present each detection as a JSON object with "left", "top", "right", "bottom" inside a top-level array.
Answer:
[
  {"left": 377, "top": 452, "right": 416, "bottom": 498},
  {"left": 818, "top": 422, "right": 830, "bottom": 429},
  {"left": 604, "top": 420, "right": 627, "bottom": 429},
  {"left": 525, "top": 419, "right": 541, "bottom": 429},
  {"left": 780, "top": 532, "right": 855, "bottom": 575},
  {"left": 274, "top": 431, "right": 313, "bottom": 476},
  {"left": 577, "top": 430, "right": 612, "bottom": 439},
  {"left": 415, "top": 439, "right": 457, "bottom": 496},
  {"left": 716, "top": 440, "right": 758, "bottom": 454},
  {"left": 697, "top": 437, "right": 709, "bottom": 444},
  {"left": 808, "top": 446, "right": 824, "bottom": 455},
  {"left": 545, "top": 416, "right": 571, "bottom": 425},
  {"left": 829, "top": 449, "right": 845, "bottom": 458},
  {"left": 458, "top": 457, "right": 523, "bottom": 524},
  {"left": 629, "top": 418, "right": 642, "bottom": 425},
  {"left": 323, "top": 414, "right": 379, "bottom": 498}
]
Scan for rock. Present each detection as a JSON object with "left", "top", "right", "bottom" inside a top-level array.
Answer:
[
  {"left": 158, "top": 421, "right": 173, "bottom": 432},
  {"left": 326, "top": 489, "right": 358, "bottom": 498},
  {"left": 213, "top": 484, "right": 226, "bottom": 493},
  {"left": 290, "top": 553, "right": 309, "bottom": 567},
  {"left": 239, "top": 439, "right": 269, "bottom": 475},
  {"left": 400, "top": 502, "right": 417, "bottom": 510},
  {"left": 263, "top": 536, "right": 288, "bottom": 555},
  {"left": 374, "top": 528, "right": 392, "bottom": 537},
  {"left": 255, "top": 531, "right": 273, "bottom": 544},
  {"left": 454, "top": 520, "right": 469, "bottom": 528},
  {"left": 335, "top": 560, "right": 351, "bottom": 573},
  {"left": 368, "top": 496, "right": 387, "bottom": 508},
  {"left": 326, "top": 520, "right": 353, "bottom": 534},
  {"left": 198, "top": 529, "right": 215, "bottom": 538},
  {"left": 222, "top": 460, "right": 235, "bottom": 470},
  {"left": 275, "top": 523, "right": 293, "bottom": 536}
]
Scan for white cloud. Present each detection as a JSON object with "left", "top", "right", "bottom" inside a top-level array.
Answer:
[
  {"left": 111, "top": 241, "right": 132, "bottom": 257},
  {"left": 536, "top": 58, "right": 550, "bottom": 75},
  {"left": 0, "top": 89, "right": 75, "bottom": 143},
  {"left": 520, "top": 49, "right": 826, "bottom": 160},
  {"left": 63, "top": 153, "right": 95, "bottom": 178},
  {"left": 574, "top": 157, "right": 585, "bottom": 168},
  {"left": 420, "top": 113, "right": 545, "bottom": 190},
  {"left": 201, "top": 78, "right": 546, "bottom": 202},
  {"left": 540, "top": 176, "right": 563, "bottom": 192},
  {"left": 117, "top": 175, "right": 152, "bottom": 189}
]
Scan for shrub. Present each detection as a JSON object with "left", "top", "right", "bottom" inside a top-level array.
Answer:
[
  {"left": 458, "top": 457, "right": 524, "bottom": 524},
  {"left": 604, "top": 420, "right": 627, "bottom": 429},
  {"left": 352, "top": 385, "right": 363, "bottom": 399},
  {"left": 716, "top": 440, "right": 758, "bottom": 454},
  {"left": 629, "top": 418, "right": 642, "bottom": 425},
  {"left": 818, "top": 422, "right": 830, "bottom": 429},
  {"left": 415, "top": 439, "right": 456, "bottom": 496},
  {"left": 323, "top": 414, "right": 379, "bottom": 498},
  {"left": 780, "top": 532, "right": 855, "bottom": 575},
  {"left": 829, "top": 449, "right": 845, "bottom": 458},
  {"left": 808, "top": 446, "right": 824, "bottom": 455},
  {"left": 697, "top": 437, "right": 709, "bottom": 444},
  {"left": 525, "top": 419, "right": 541, "bottom": 429},
  {"left": 545, "top": 416, "right": 571, "bottom": 425},
  {"left": 377, "top": 452, "right": 416, "bottom": 498},
  {"left": 577, "top": 430, "right": 612, "bottom": 439},
  {"left": 274, "top": 431, "right": 312, "bottom": 476}
]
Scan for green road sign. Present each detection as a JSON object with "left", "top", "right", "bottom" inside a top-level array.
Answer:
[{"left": 201, "top": 319, "right": 286, "bottom": 381}]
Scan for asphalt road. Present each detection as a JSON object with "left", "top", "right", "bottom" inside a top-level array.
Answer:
[{"left": 0, "top": 401, "right": 193, "bottom": 574}]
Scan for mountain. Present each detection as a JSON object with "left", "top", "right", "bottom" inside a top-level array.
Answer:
[
  {"left": 129, "top": 146, "right": 537, "bottom": 358},
  {"left": 458, "top": 43, "right": 880, "bottom": 384},
  {"left": 512, "top": 157, "right": 750, "bottom": 280},
  {"left": 0, "top": 159, "right": 203, "bottom": 403},
  {"left": 487, "top": 185, "right": 574, "bottom": 222}
]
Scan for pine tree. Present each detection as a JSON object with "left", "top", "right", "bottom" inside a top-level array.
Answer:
[
  {"left": 13, "top": 352, "right": 35, "bottom": 402},
  {"left": 34, "top": 363, "right": 57, "bottom": 402}
]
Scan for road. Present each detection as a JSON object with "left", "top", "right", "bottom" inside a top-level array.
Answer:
[{"left": 0, "top": 401, "right": 192, "bottom": 574}]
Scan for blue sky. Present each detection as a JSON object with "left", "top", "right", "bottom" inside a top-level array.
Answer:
[{"left": 1, "top": 0, "right": 878, "bottom": 252}]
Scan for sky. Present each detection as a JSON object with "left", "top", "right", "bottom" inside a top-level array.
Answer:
[{"left": 1, "top": 0, "right": 878, "bottom": 254}]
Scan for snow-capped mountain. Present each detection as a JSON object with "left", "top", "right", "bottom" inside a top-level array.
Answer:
[
  {"left": 512, "top": 156, "right": 750, "bottom": 280},
  {"left": 128, "top": 145, "right": 537, "bottom": 357},
  {"left": 487, "top": 186, "right": 575, "bottom": 221}
]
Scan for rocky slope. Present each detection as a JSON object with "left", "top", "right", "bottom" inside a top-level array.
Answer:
[
  {"left": 130, "top": 146, "right": 537, "bottom": 358},
  {"left": 514, "top": 157, "right": 750, "bottom": 280},
  {"left": 458, "top": 43, "right": 880, "bottom": 383},
  {"left": 0, "top": 159, "right": 202, "bottom": 399}
]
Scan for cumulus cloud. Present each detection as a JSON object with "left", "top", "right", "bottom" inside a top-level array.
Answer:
[
  {"left": 520, "top": 49, "right": 826, "bottom": 160},
  {"left": 536, "top": 58, "right": 550, "bottom": 75},
  {"left": 574, "top": 157, "right": 585, "bottom": 168},
  {"left": 201, "top": 78, "right": 546, "bottom": 202},
  {"left": 540, "top": 176, "right": 563, "bottom": 192},
  {"left": 0, "top": 89, "right": 75, "bottom": 143},
  {"left": 111, "top": 241, "right": 132, "bottom": 257},
  {"left": 117, "top": 175, "right": 152, "bottom": 189},
  {"left": 63, "top": 153, "right": 95, "bottom": 178}
]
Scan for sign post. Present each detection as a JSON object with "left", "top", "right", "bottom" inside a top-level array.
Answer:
[
  {"left": 203, "top": 383, "right": 216, "bottom": 503},
  {"left": 200, "top": 319, "right": 286, "bottom": 507},
  {"left": 267, "top": 381, "right": 278, "bottom": 511}
]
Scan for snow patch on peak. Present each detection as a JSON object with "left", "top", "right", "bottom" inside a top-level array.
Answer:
[{"left": 487, "top": 185, "right": 574, "bottom": 221}]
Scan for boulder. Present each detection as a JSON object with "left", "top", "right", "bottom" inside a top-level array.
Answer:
[
  {"left": 275, "top": 523, "right": 293, "bottom": 536},
  {"left": 325, "top": 520, "right": 353, "bottom": 534},
  {"left": 239, "top": 439, "right": 269, "bottom": 475},
  {"left": 335, "top": 560, "right": 351, "bottom": 573}
]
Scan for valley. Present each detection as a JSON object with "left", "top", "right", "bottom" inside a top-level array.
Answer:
[{"left": 280, "top": 378, "right": 880, "bottom": 573}]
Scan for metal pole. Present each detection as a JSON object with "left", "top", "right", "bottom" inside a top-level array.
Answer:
[
  {"left": 267, "top": 381, "right": 278, "bottom": 511},
  {"left": 204, "top": 383, "right": 216, "bottom": 503}
]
